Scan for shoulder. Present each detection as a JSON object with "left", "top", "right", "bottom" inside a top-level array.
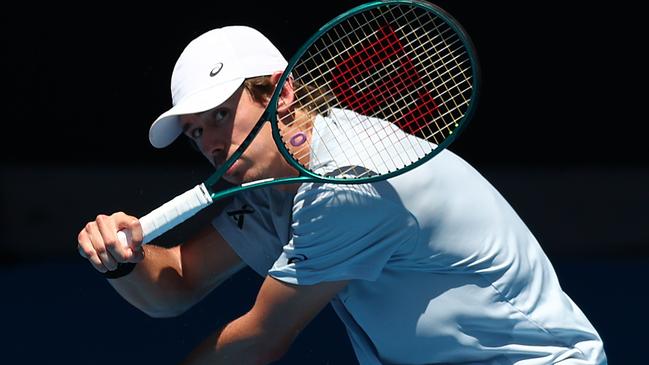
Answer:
[
  {"left": 292, "top": 181, "right": 418, "bottom": 236},
  {"left": 294, "top": 181, "right": 397, "bottom": 212},
  {"left": 272, "top": 181, "right": 420, "bottom": 284}
]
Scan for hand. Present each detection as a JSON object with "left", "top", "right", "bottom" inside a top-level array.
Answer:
[{"left": 77, "top": 212, "right": 145, "bottom": 273}]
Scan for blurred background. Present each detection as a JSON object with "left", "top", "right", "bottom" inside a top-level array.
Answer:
[{"left": 1, "top": 1, "right": 646, "bottom": 363}]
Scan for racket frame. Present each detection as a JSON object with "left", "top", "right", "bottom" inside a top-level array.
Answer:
[{"left": 203, "top": 0, "right": 481, "bottom": 203}]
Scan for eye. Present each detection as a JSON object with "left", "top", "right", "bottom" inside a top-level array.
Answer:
[
  {"left": 188, "top": 127, "right": 203, "bottom": 140},
  {"left": 212, "top": 109, "right": 228, "bottom": 123},
  {"left": 184, "top": 127, "right": 203, "bottom": 141}
]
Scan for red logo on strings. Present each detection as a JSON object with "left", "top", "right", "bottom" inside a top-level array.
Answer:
[{"left": 331, "top": 24, "right": 438, "bottom": 135}]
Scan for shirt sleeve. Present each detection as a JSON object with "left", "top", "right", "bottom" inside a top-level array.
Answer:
[
  {"left": 212, "top": 188, "right": 293, "bottom": 276},
  {"left": 268, "top": 181, "right": 419, "bottom": 285}
]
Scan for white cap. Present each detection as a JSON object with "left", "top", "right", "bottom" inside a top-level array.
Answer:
[{"left": 148, "top": 26, "right": 288, "bottom": 148}]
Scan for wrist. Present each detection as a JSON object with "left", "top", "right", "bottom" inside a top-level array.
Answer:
[{"left": 102, "top": 262, "right": 137, "bottom": 279}]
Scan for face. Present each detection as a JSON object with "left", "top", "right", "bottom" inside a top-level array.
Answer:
[{"left": 179, "top": 85, "right": 296, "bottom": 185}]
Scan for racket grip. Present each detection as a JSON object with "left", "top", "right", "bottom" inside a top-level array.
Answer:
[{"left": 116, "top": 183, "right": 213, "bottom": 247}]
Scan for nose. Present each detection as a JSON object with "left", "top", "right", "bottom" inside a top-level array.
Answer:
[{"left": 200, "top": 128, "right": 227, "bottom": 166}]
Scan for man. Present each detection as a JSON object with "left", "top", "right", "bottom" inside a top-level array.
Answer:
[{"left": 77, "top": 25, "right": 607, "bottom": 364}]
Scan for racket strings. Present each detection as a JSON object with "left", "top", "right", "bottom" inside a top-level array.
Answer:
[
  {"left": 294, "top": 6, "right": 468, "bottom": 116},
  {"left": 295, "top": 18, "right": 471, "bottom": 136},
  {"left": 289, "top": 5, "right": 424, "bottom": 94},
  {"left": 332, "top": 9, "right": 429, "bottom": 172},
  {"left": 290, "top": 44, "right": 469, "bottom": 164},
  {"left": 286, "top": 12, "right": 462, "bottom": 126},
  {"left": 289, "top": 74, "right": 467, "bottom": 178},
  {"left": 288, "top": 11, "right": 459, "bottom": 121},
  {"left": 286, "top": 43, "right": 407, "bottom": 175},
  {"left": 296, "top": 9, "right": 470, "bottom": 156},
  {"left": 283, "top": 22, "right": 378, "bottom": 174},
  {"left": 312, "top": 18, "right": 402, "bottom": 175},
  {"left": 410, "top": 10, "right": 473, "bottom": 142},
  {"left": 278, "top": 3, "right": 475, "bottom": 178}
]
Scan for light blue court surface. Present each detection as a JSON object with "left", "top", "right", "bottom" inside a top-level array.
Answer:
[{"left": 1, "top": 258, "right": 645, "bottom": 364}]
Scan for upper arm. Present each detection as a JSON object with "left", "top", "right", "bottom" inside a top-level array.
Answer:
[{"left": 178, "top": 224, "right": 246, "bottom": 302}]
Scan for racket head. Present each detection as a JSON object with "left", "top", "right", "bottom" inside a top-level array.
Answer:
[{"left": 269, "top": 0, "right": 480, "bottom": 183}]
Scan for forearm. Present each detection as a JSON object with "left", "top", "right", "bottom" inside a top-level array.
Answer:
[
  {"left": 180, "top": 273, "right": 345, "bottom": 365},
  {"left": 107, "top": 245, "right": 190, "bottom": 317},
  {"left": 181, "top": 314, "right": 285, "bottom": 365}
]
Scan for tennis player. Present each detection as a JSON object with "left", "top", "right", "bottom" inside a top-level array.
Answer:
[{"left": 77, "top": 26, "right": 607, "bottom": 364}]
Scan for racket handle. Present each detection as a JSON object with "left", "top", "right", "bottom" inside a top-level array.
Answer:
[{"left": 117, "top": 183, "right": 213, "bottom": 248}]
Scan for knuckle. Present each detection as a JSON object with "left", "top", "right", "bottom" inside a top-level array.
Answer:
[
  {"left": 104, "top": 238, "right": 117, "bottom": 249},
  {"left": 78, "top": 244, "right": 92, "bottom": 258},
  {"left": 95, "top": 245, "right": 106, "bottom": 255},
  {"left": 84, "top": 221, "right": 96, "bottom": 231},
  {"left": 127, "top": 220, "right": 141, "bottom": 232},
  {"left": 112, "top": 211, "right": 127, "bottom": 220}
]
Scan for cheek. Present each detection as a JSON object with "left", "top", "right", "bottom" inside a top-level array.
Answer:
[
  {"left": 231, "top": 117, "right": 258, "bottom": 145},
  {"left": 232, "top": 96, "right": 273, "bottom": 153},
  {"left": 258, "top": 124, "right": 278, "bottom": 150}
]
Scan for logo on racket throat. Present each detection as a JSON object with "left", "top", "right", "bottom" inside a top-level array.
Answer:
[{"left": 209, "top": 62, "right": 224, "bottom": 77}]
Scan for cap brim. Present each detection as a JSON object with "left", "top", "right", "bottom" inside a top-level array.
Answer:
[{"left": 149, "top": 77, "right": 245, "bottom": 148}]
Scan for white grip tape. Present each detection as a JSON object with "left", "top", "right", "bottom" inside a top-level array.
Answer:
[{"left": 117, "top": 184, "right": 213, "bottom": 247}]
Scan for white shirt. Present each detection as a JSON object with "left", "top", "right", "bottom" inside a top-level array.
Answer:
[{"left": 213, "top": 109, "right": 606, "bottom": 364}]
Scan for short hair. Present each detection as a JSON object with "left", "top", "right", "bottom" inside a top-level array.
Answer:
[{"left": 244, "top": 76, "right": 333, "bottom": 117}]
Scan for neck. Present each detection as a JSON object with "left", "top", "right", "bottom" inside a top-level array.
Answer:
[{"left": 282, "top": 109, "right": 314, "bottom": 167}]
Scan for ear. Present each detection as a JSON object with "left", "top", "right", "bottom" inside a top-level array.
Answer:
[{"left": 270, "top": 71, "right": 295, "bottom": 117}]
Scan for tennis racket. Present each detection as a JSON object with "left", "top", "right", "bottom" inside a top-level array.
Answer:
[{"left": 117, "top": 0, "right": 480, "bottom": 247}]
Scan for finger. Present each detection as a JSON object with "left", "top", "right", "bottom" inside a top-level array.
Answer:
[
  {"left": 77, "top": 238, "right": 90, "bottom": 260},
  {"left": 96, "top": 214, "right": 132, "bottom": 263},
  {"left": 87, "top": 251, "right": 108, "bottom": 272},
  {"left": 87, "top": 218, "right": 119, "bottom": 270},
  {"left": 128, "top": 246, "right": 145, "bottom": 263},
  {"left": 78, "top": 226, "right": 108, "bottom": 272},
  {"left": 113, "top": 212, "right": 144, "bottom": 249}
]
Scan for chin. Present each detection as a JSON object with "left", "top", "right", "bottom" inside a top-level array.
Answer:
[{"left": 223, "top": 175, "right": 243, "bottom": 185}]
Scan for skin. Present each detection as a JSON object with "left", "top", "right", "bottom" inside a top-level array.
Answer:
[
  {"left": 182, "top": 72, "right": 308, "bottom": 187},
  {"left": 77, "top": 72, "right": 348, "bottom": 364}
]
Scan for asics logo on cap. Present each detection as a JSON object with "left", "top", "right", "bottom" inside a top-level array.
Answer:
[{"left": 209, "top": 62, "right": 224, "bottom": 77}]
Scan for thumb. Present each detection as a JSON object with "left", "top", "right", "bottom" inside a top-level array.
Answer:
[
  {"left": 117, "top": 230, "right": 133, "bottom": 250},
  {"left": 129, "top": 246, "right": 145, "bottom": 263},
  {"left": 117, "top": 230, "right": 145, "bottom": 263}
]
